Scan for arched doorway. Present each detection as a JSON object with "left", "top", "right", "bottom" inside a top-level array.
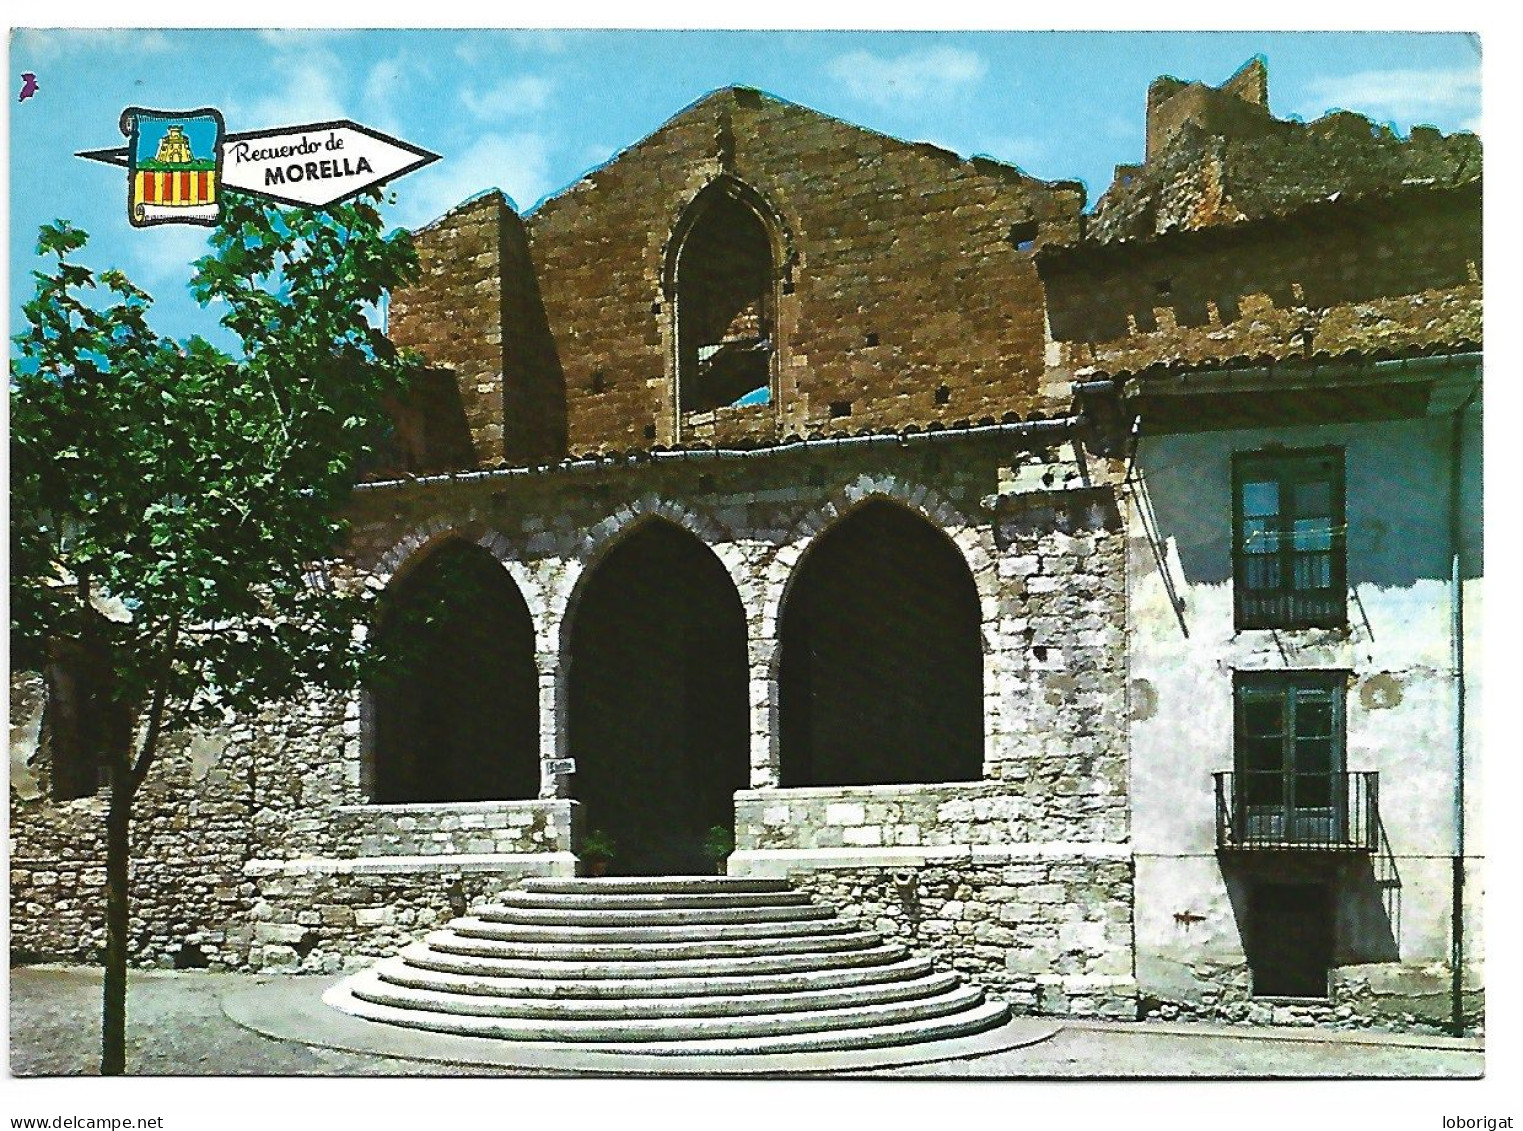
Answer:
[
  {"left": 370, "top": 539, "right": 540, "bottom": 804},
  {"left": 779, "top": 500, "right": 984, "bottom": 786},
  {"left": 567, "top": 520, "right": 749, "bottom": 875}
]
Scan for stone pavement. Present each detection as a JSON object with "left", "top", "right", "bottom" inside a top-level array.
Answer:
[{"left": 8, "top": 965, "right": 1482, "bottom": 1079}]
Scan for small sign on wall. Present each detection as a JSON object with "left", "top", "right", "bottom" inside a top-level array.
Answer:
[{"left": 545, "top": 759, "right": 576, "bottom": 776}]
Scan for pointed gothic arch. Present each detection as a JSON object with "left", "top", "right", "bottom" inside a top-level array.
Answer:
[
  {"left": 565, "top": 517, "right": 749, "bottom": 875},
  {"left": 778, "top": 499, "right": 984, "bottom": 787},
  {"left": 368, "top": 537, "right": 540, "bottom": 804}
]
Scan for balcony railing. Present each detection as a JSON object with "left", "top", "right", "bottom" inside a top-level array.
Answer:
[{"left": 1214, "top": 771, "right": 1378, "bottom": 852}]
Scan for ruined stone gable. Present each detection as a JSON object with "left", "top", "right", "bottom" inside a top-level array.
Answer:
[{"left": 391, "top": 87, "right": 1086, "bottom": 466}]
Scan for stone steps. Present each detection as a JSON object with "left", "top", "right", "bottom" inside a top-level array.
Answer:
[
  {"left": 387, "top": 949, "right": 939, "bottom": 998},
  {"left": 413, "top": 937, "right": 910, "bottom": 978},
  {"left": 521, "top": 877, "right": 792, "bottom": 895},
  {"left": 494, "top": 889, "right": 815, "bottom": 912},
  {"left": 326, "top": 876, "right": 1010, "bottom": 1055},
  {"left": 475, "top": 903, "right": 834, "bottom": 927},
  {"left": 428, "top": 926, "right": 883, "bottom": 962},
  {"left": 452, "top": 914, "right": 858, "bottom": 944},
  {"left": 335, "top": 973, "right": 995, "bottom": 1048},
  {"left": 370, "top": 957, "right": 960, "bottom": 1015}
]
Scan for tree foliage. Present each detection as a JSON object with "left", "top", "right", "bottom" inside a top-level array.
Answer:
[
  {"left": 10, "top": 191, "right": 419, "bottom": 741},
  {"left": 10, "top": 191, "right": 420, "bottom": 1075}
]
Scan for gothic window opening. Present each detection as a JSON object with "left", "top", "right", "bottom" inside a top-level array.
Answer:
[
  {"left": 675, "top": 186, "right": 777, "bottom": 413},
  {"left": 779, "top": 501, "right": 984, "bottom": 787},
  {"left": 369, "top": 539, "right": 539, "bottom": 805}
]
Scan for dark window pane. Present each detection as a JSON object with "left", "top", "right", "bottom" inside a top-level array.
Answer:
[
  {"left": 1294, "top": 768, "right": 1333, "bottom": 807},
  {"left": 1242, "top": 697, "right": 1284, "bottom": 739},
  {"left": 1292, "top": 479, "right": 1332, "bottom": 516},
  {"left": 1294, "top": 737, "right": 1334, "bottom": 776},
  {"left": 1243, "top": 768, "right": 1282, "bottom": 806},
  {"left": 1243, "top": 735, "right": 1283, "bottom": 774},
  {"left": 1241, "top": 480, "right": 1280, "bottom": 518},
  {"left": 1296, "top": 697, "right": 1333, "bottom": 739}
]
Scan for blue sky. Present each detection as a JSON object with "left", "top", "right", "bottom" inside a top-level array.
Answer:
[{"left": 9, "top": 29, "right": 1482, "bottom": 350}]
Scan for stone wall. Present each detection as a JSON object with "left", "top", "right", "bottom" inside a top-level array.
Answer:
[
  {"left": 1139, "top": 960, "right": 1484, "bottom": 1035},
  {"left": 332, "top": 799, "right": 574, "bottom": 859},
  {"left": 10, "top": 673, "right": 257, "bottom": 970},
  {"left": 1044, "top": 184, "right": 1482, "bottom": 375},
  {"left": 782, "top": 859, "right": 1135, "bottom": 1018},
  {"left": 387, "top": 193, "right": 512, "bottom": 466}
]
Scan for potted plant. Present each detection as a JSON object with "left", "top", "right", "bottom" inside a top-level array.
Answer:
[
  {"left": 581, "top": 829, "right": 616, "bottom": 877},
  {"left": 701, "top": 825, "right": 735, "bottom": 875}
]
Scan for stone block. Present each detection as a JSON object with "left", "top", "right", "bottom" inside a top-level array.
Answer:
[{"left": 826, "top": 802, "right": 865, "bottom": 826}]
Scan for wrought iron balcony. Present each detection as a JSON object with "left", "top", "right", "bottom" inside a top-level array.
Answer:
[{"left": 1214, "top": 771, "right": 1378, "bottom": 852}]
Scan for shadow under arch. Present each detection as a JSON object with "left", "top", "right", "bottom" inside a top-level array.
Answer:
[
  {"left": 779, "top": 498, "right": 984, "bottom": 787},
  {"left": 368, "top": 537, "right": 539, "bottom": 804},
  {"left": 564, "top": 517, "right": 749, "bottom": 875}
]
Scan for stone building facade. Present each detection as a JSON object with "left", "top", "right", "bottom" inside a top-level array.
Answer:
[{"left": 9, "top": 60, "right": 1482, "bottom": 1030}]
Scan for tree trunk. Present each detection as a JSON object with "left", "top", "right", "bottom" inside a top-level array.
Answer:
[{"left": 100, "top": 782, "right": 132, "bottom": 1075}]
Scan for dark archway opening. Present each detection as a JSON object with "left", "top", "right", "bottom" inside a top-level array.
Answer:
[
  {"left": 780, "top": 501, "right": 984, "bottom": 787},
  {"left": 568, "top": 521, "right": 749, "bottom": 875},
  {"left": 677, "top": 187, "right": 775, "bottom": 412},
  {"left": 371, "top": 539, "right": 540, "bottom": 804}
]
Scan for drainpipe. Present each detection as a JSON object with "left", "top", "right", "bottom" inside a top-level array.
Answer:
[{"left": 1448, "top": 378, "right": 1480, "bottom": 1037}]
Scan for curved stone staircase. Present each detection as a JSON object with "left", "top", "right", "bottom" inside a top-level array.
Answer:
[{"left": 324, "top": 876, "right": 1010, "bottom": 1055}]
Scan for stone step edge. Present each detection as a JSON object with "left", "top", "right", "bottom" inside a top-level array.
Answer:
[
  {"left": 387, "top": 952, "right": 936, "bottom": 998},
  {"left": 424, "top": 928, "right": 885, "bottom": 962},
  {"left": 474, "top": 903, "right": 835, "bottom": 926},
  {"left": 396, "top": 939, "right": 910, "bottom": 979},
  {"left": 447, "top": 916, "right": 860, "bottom": 945},
  {"left": 325, "top": 982, "right": 1011, "bottom": 1057},
  {"left": 520, "top": 877, "right": 790, "bottom": 894},
  {"left": 371, "top": 960, "right": 961, "bottom": 1018},
  {"left": 338, "top": 971, "right": 986, "bottom": 1041},
  {"left": 492, "top": 891, "right": 816, "bottom": 911}
]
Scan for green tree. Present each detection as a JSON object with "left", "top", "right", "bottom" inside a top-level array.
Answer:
[{"left": 9, "top": 190, "right": 418, "bottom": 1075}]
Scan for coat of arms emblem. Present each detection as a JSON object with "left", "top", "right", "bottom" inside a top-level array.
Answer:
[{"left": 120, "top": 107, "right": 225, "bottom": 227}]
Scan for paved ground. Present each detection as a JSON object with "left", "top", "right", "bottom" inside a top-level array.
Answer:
[{"left": 8, "top": 965, "right": 1483, "bottom": 1079}]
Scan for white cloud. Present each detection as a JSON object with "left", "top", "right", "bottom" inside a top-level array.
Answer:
[
  {"left": 827, "top": 46, "right": 987, "bottom": 107},
  {"left": 1300, "top": 67, "right": 1481, "bottom": 128},
  {"left": 362, "top": 53, "right": 431, "bottom": 137},
  {"left": 454, "top": 29, "right": 570, "bottom": 66},
  {"left": 13, "top": 28, "right": 171, "bottom": 63},
  {"left": 234, "top": 49, "right": 349, "bottom": 128},
  {"left": 393, "top": 132, "right": 555, "bottom": 227},
  {"left": 461, "top": 76, "right": 555, "bottom": 120}
]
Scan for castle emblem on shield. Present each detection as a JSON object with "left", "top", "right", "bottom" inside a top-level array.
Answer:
[{"left": 120, "top": 107, "right": 225, "bottom": 226}]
